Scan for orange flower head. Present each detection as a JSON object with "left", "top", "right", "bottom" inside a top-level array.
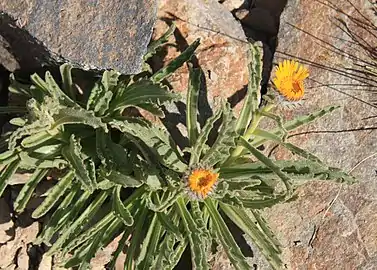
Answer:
[
  {"left": 273, "top": 60, "right": 309, "bottom": 101},
  {"left": 187, "top": 168, "right": 219, "bottom": 199}
]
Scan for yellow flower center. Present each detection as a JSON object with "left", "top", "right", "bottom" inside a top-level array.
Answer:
[
  {"left": 188, "top": 169, "right": 219, "bottom": 198},
  {"left": 273, "top": 60, "right": 309, "bottom": 101}
]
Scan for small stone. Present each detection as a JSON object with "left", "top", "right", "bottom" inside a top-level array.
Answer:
[
  {"left": 16, "top": 246, "right": 29, "bottom": 270},
  {"left": 0, "top": 222, "right": 39, "bottom": 268},
  {"left": 39, "top": 254, "right": 53, "bottom": 270},
  {"left": 8, "top": 172, "right": 32, "bottom": 185},
  {"left": 114, "top": 251, "right": 127, "bottom": 270},
  {"left": 91, "top": 234, "right": 123, "bottom": 270}
]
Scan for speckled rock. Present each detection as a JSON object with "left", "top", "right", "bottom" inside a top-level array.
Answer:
[
  {"left": 155, "top": 0, "right": 249, "bottom": 111},
  {"left": 0, "top": 222, "right": 39, "bottom": 269},
  {"left": 0, "top": 0, "right": 157, "bottom": 74},
  {"left": 263, "top": 0, "right": 377, "bottom": 269}
]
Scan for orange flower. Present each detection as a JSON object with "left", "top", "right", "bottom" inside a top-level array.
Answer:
[
  {"left": 273, "top": 60, "right": 309, "bottom": 101},
  {"left": 187, "top": 168, "right": 219, "bottom": 199}
]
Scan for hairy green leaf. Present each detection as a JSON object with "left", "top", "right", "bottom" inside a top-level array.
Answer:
[
  {"left": 47, "top": 190, "right": 109, "bottom": 255},
  {"left": 220, "top": 204, "right": 282, "bottom": 270},
  {"left": 14, "top": 168, "right": 48, "bottom": 213},
  {"left": 146, "top": 188, "right": 179, "bottom": 212},
  {"left": 218, "top": 192, "right": 287, "bottom": 209},
  {"left": 151, "top": 39, "right": 200, "bottom": 83},
  {"left": 32, "top": 170, "right": 74, "bottom": 218},
  {"left": 64, "top": 188, "right": 143, "bottom": 255},
  {"left": 204, "top": 199, "right": 250, "bottom": 270},
  {"left": 9, "top": 117, "right": 27, "bottom": 127},
  {"left": 157, "top": 212, "right": 183, "bottom": 240},
  {"left": 9, "top": 74, "right": 31, "bottom": 97},
  {"left": 176, "top": 197, "right": 210, "bottom": 270},
  {"left": 60, "top": 63, "right": 75, "bottom": 99},
  {"left": 62, "top": 135, "right": 96, "bottom": 192},
  {"left": 136, "top": 213, "right": 163, "bottom": 270},
  {"left": 124, "top": 206, "right": 149, "bottom": 269},
  {"left": 52, "top": 106, "right": 108, "bottom": 132},
  {"left": 112, "top": 185, "right": 134, "bottom": 226},
  {"left": 95, "top": 129, "right": 132, "bottom": 173},
  {"left": 109, "top": 80, "right": 177, "bottom": 113},
  {"left": 240, "top": 137, "right": 292, "bottom": 192},
  {"left": 202, "top": 103, "right": 237, "bottom": 167},
  {"left": 8, "top": 120, "right": 53, "bottom": 150},
  {"left": 110, "top": 119, "right": 186, "bottom": 172},
  {"left": 186, "top": 65, "right": 201, "bottom": 146},
  {"left": 94, "top": 91, "right": 113, "bottom": 116},
  {"left": 99, "top": 166, "right": 142, "bottom": 187},
  {"left": 145, "top": 23, "right": 176, "bottom": 60},
  {"left": 35, "top": 184, "right": 83, "bottom": 245},
  {"left": 235, "top": 43, "right": 262, "bottom": 135},
  {"left": 101, "top": 70, "right": 120, "bottom": 91},
  {"left": 18, "top": 152, "right": 67, "bottom": 170},
  {"left": 253, "top": 128, "right": 323, "bottom": 164},
  {"left": 45, "top": 71, "right": 76, "bottom": 106},
  {"left": 20, "top": 131, "right": 55, "bottom": 149},
  {"left": 251, "top": 105, "right": 340, "bottom": 148},
  {"left": 189, "top": 109, "right": 222, "bottom": 166},
  {"left": 154, "top": 232, "right": 187, "bottom": 270},
  {"left": 0, "top": 159, "right": 20, "bottom": 197}
]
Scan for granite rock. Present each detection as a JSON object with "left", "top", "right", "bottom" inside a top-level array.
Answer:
[
  {"left": 0, "top": 0, "right": 157, "bottom": 74},
  {"left": 155, "top": 0, "right": 249, "bottom": 110},
  {"left": 263, "top": 0, "right": 377, "bottom": 269},
  {"left": 0, "top": 222, "right": 39, "bottom": 268}
]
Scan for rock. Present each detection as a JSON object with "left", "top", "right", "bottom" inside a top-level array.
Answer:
[
  {"left": 8, "top": 172, "right": 32, "bottom": 185},
  {"left": 0, "top": 0, "right": 158, "bottom": 74},
  {"left": 262, "top": 0, "right": 377, "bottom": 268},
  {"left": 114, "top": 251, "right": 127, "bottom": 270},
  {"left": 3, "top": 264, "right": 16, "bottom": 270},
  {"left": 221, "top": 0, "right": 246, "bottom": 11},
  {"left": 16, "top": 246, "right": 29, "bottom": 270},
  {"left": 0, "top": 12, "right": 55, "bottom": 72},
  {"left": 0, "top": 222, "right": 39, "bottom": 268},
  {"left": 91, "top": 234, "right": 123, "bottom": 269},
  {"left": 39, "top": 255, "right": 53, "bottom": 270},
  {"left": 0, "top": 35, "right": 19, "bottom": 71},
  {"left": 231, "top": 0, "right": 288, "bottom": 99},
  {"left": 155, "top": 0, "right": 249, "bottom": 113},
  {"left": 0, "top": 198, "right": 13, "bottom": 244}
]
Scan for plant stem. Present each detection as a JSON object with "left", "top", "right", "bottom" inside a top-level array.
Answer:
[{"left": 225, "top": 103, "right": 274, "bottom": 165}]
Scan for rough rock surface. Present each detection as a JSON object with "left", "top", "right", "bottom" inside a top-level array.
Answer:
[
  {"left": 155, "top": 0, "right": 249, "bottom": 111},
  {"left": 263, "top": 0, "right": 377, "bottom": 269},
  {"left": 39, "top": 255, "right": 53, "bottom": 270},
  {"left": 0, "top": 198, "right": 13, "bottom": 244},
  {"left": 0, "top": 0, "right": 157, "bottom": 74},
  {"left": 0, "top": 222, "right": 39, "bottom": 269}
]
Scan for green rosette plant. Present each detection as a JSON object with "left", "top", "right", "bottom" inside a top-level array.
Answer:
[{"left": 0, "top": 24, "right": 355, "bottom": 270}]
